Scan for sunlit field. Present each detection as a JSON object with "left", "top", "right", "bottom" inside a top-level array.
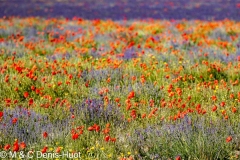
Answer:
[{"left": 0, "top": 16, "right": 240, "bottom": 159}]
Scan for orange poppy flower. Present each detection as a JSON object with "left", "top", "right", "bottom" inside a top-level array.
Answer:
[
  {"left": 41, "top": 146, "right": 48, "bottom": 153},
  {"left": 232, "top": 107, "right": 237, "bottom": 113},
  {"left": 226, "top": 136, "right": 232, "bottom": 143},
  {"left": 175, "top": 156, "right": 181, "bottom": 160},
  {"left": 23, "top": 92, "right": 29, "bottom": 98},
  {"left": 211, "top": 95, "right": 217, "bottom": 101},
  {"left": 20, "top": 142, "right": 26, "bottom": 150},
  {"left": 55, "top": 147, "right": 61, "bottom": 153},
  {"left": 111, "top": 137, "right": 116, "bottom": 142},
  {"left": 127, "top": 91, "right": 135, "bottom": 99},
  {"left": 212, "top": 106, "right": 217, "bottom": 112}
]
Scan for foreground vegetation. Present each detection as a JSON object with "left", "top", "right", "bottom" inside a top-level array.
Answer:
[{"left": 0, "top": 17, "right": 240, "bottom": 159}]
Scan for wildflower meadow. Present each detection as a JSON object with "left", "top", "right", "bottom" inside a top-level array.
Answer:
[{"left": 0, "top": 1, "right": 240, "bottom": 160}]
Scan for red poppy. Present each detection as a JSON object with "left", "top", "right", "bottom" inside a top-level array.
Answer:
[
  {"left": 93, "top": 124, "right": 100, "bottom": 132},
  {"left": 31, "top": 86, "right": 35, "bottom": 91},
  {"left": 14, "top": 100, "right": 18, "bottom": 104},
  {"left": 68, "top": 74, "right": 73, "bottom": 80},
  {"left": 211, "top": 95, "right": 217, "bottom": 101},
  {"left": 229, "top": 93, "right": 234, "bottom": 99},
  {"left": 115, "top": 98, "right": 120, "bottom": 103},
  {"left": 142, "top": 113, "right": 146, "bottom": 119},
  {"left": 72, "top": 133, "right": 79, "bottom": 140},
  {"left": 5, "top": 98, "right": 11, "bottom": 106},
  {"left": 12, "top": 118, "right": 18, "bottom": 124},
  {"left": 0, "top": 111, "right": 3, "bottom": 118},
  {"left": 43, "top": 132, "right": 48, "bottom": 138},
  {"left": 55, "top": 147, "right": 61, "bottom": 153},
  {"left": 102, "top": 128, "right": 110, "bottom": 135},
  {"left": 212, "top": 106, "right": 217, "bottom": 112},
  {"left": 41, "top": 146, "right": 48, "bottom": 153},
  {"left": 220, "top": 102, "right": 225, "bottom": 107},
  {"left": 85, "top": 81, "right": 89, "bottom": 87},
  {"left": 35, "top": 89, "right": 40, "bottom": 94},
  {"left": 226, "top": 136, "right": 232, "bottom": 143},
  {"left": 232, "top": 107, "right": 237, "bottom": 113},
  {"left": 130, "top": 110, "right": 137, "bottom": 119},
  {"left": 20, "top": 142, "right": 26, "bottom": 150},
  {"left": 88, "top": 126, "right": 94, "bottom": 131},
  {"left": 104, "top": 135, "right": 110, "bottom": 142},
  {"left": 111, "top": 137, "right": 116, "bottom": 142},
  {"left": 29, "top": 98, "right": 34, "bottom": 106},
  {"left": 13, "top": 139, "right": 18, "bottom": 145},
  {"left": 127, "top": 91, "right": 135, "bottom": 99},
  {"left": 58, "top": 81, "right": 62, "bottom": 86},
  {"left": 4, "top": 75, "right": 9, "bottom": 83},
  {"left": 202, "top": 109, "right": 207, "bottom": 115},
  {"left": 175, "top": 156, "right": 181, "bottom": 160},
  {"left": 23, "top": 92, "right": 29, "bottom": 98},
  {"left": 52, "top": 71, "right": 57, "bottom": 75},
  {"left": 13, "top": 143, "right": 19, "bottom": 152},
  {"left": 4, "top": 144, "right": 11, "bottom": 150},
  {"left": 196, "top": 104, "right": 201, "bottom": 110}
]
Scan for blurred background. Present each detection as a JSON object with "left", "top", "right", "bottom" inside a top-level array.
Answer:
[{"left": 0, "top": 0, "right": 240, "bottom": 20}]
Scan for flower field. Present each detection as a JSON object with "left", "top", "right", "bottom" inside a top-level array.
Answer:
[{"left": 0, "top": 17, "right": 240, "bottom": 159}]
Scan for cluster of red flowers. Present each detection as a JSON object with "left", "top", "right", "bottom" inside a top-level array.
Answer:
[{"left": 3, "top": 140, "right": 26, "bottom": 152}]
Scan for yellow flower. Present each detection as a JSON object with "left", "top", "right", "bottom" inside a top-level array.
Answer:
[
  {"left": 108, "top": 154, "right": 112, "bottom": 158},
  {"left": 49, "top": 148, "right": 53, "bottom": 151},
  {"left": 96, "top": 141, "right": 99, "bottom": 147},
  {"left": 127, "top": 152, "right": 131, "bottom": 155},
  {"left": 100, "top": 147, "right": 104, "bottom": 150},
  {"left": 90, "top": 147, "right": 95, "bottom": 150}
]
